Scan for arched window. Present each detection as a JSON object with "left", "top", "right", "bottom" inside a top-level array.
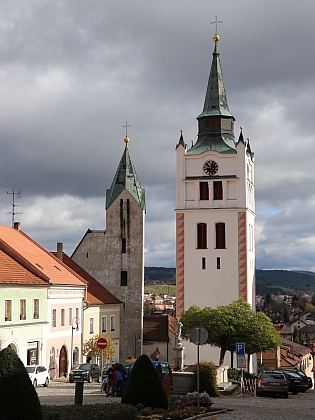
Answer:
[
  {"left": 197, "top": 223, "right": 207, "bottom": 249},
  {"left": 215, "top": 223, "right": 225, "bottom": 249}
]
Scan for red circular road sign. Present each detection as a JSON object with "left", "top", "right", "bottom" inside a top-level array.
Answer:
[{"left": 97, "top": 338, "right": 108, "bottom": 350}]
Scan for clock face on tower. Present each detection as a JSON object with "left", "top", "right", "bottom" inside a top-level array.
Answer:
[{"left": 203, "top": 160, "right": 218, "bottom": 175}]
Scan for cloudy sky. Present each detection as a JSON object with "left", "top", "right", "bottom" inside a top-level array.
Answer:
[{"left": 0, "top": 0, "right": 315, "bottom": 271}]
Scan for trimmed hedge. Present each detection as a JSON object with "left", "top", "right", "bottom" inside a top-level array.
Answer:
[
  {"left": 190, "top": 361, "right": 218, "bottom": 397},
  {"left": 121, "top": 354, "right": 168, "bottom": 409},
  {"left": 0, "top": 348, "right": 42, "bottom": 420},
  {"left": 42, "top": 403, "right": 137, "bottom": 420}
]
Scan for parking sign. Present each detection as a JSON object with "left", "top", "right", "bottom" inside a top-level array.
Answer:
[{"left": 236, "top": 342, "right": 245, "bottom": 356}]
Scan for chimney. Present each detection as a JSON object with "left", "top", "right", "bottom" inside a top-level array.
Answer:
[
  {"left": 57, "top": 242, "right": 63, "bottom": 261},
  {"left": 14, "top": 222, "right": 21, "bottom": 231}
]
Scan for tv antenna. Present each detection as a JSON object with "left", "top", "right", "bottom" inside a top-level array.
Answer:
[{"left": 5, "top": 165, "right": 24, "bottom": 227}]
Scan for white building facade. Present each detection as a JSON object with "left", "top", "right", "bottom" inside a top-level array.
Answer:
[{"left": 175, "top": 34, "right": 256, "bottom": 366}]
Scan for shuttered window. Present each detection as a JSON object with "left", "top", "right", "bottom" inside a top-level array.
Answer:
[
  {"left": 200, "top": 182, "right": 209, "bottom": 200},
  {"left": 197, "top": 223, "right": 207, "bottom": 249},
  {"left": 213, "top": 181, "right": 223, "bottom": 200},
  {"left": 215, "top": 223, "right": 225, "bottom": 249}
]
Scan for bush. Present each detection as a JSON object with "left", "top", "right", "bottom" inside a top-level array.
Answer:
[
  {"left": 227, "top": 368, "right": 256, "bottom": 384},
  {"left": 0, "top": 348, "right": 42, "bottom": 420},
  {"left": 190, "top": 361, "right": 218, "bottom": 397},
  {"left": 121, "top": 354, "right": 168, "bottom": 409}
]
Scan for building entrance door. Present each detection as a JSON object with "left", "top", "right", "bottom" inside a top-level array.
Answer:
[{"left": 59, "top": 345, "right": 68, "bottom": 377}]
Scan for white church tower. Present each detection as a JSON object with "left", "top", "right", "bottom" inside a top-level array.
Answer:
[{"left": 175, "top": 33, "right": 255, "bottom": 364}]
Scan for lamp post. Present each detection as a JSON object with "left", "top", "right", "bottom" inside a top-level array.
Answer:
[
  {"left": 71, "top": 317, "right": 80, "bottom": 370},
  {"left": 134, "top": 330, "right": 141, "bottom": 359}
]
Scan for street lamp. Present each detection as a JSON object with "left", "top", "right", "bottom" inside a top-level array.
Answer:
[
  {"left": 71, "top": 317, "right": 80, "bottom": 369},
  {"left": 134, "top": 330, "right": 141, "bottom": 359}
]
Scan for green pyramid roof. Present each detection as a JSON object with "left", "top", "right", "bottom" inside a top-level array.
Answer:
[
  {"left": 106, "top": 143, "right": 145, "bottom": 210},
  {"left": 197, "top": 39, "right": 233, "bottom": 119}
]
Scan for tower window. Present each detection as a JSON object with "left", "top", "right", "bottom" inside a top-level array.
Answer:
[
  {"left": 215, "top": 223, "right": 225, "bottom": 249},
  {"left": 197, "top": 223, "right": 207, "bottom": 249},
  {"left": 202, "top": 257, "right": 206, "bottom": 270},
  {"left": 207, "top": 119, "right": 213, "bottom": 127},
  {"left": 200, "top": 182, "right": 209, "bottom": 200},
  {"left": 213, "top": 181, "right": 223, "bottom": 200},
  {"left": 214, "top": 119, "right": 220, "bottom": 128},
  {"left": 121, "top": 271, "right": 128, "bottom": 286},
  {"left": 122, "top": 238, "right": 126, "bottom": 253},
  {"left": 217, "top": 257, "right": 221, "bottom": 269}
]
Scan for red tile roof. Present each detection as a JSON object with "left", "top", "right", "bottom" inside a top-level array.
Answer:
[
  {"left": 0, "top": 225, "right": 87, "bottom": 287},
  {"left": 0, "top": 249, "right": 48, "bottom": 285},
  {"left": 52, "top": 253, "right": 121, "bottom": 306}
]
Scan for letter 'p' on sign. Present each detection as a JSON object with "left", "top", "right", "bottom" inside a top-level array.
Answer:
[{"left": 236, "top": 342, "right": 245, "bottom": 356}]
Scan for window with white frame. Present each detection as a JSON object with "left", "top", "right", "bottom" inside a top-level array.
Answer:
[
  {"left": 75, "top": 307, "right": 79, "bottom": 320},
  {"left": 49, "top": 347, "right": 56, "bottom": 369},
  {"left": 89, "top": 318, "right": 94, "bottom": 334},
  {"left": 5, "top": 300, "right": 12, "bottom": 321},
  {"left": 61, "top": 309, "right": 65, "bottom": 326},
  {"left": 20, "top": 299, "right": 26, "bottom": 320},
  {"left": 68, "top": 307, "right": 72, "bottom": 325},
  {"left": 110, "top": 315, "right": 115, "bottom": 332},
  {"left": 52, "top": 309, "right": 56, "bottom": 327},
  {"left": 33, "top": 299, "right": 39, "bottom": 319},
  {"left": 101, "top": 316, "right": 107, "bottom": 333}
]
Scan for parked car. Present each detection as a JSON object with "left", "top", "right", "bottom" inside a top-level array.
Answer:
[
  {"left": 307, "top": 377, "right": 313, "bottom": 389},
  {"left": 274, "top": 370, "right": 304, "bottom": 394},
  {"left": 69, "top": 363, "right": 101, "bottom": 383},
  {"left": 125, "top": 361, "right": 174, "bottom": 390},
  {"left": 25, "top": 365, "right": 50, "bottom": 388},
  {"left": 257, "top": 371, "right": 289, "bottom": 398},
  {"left": 280, "top": 368, "right": 309, "bottom": 392}
]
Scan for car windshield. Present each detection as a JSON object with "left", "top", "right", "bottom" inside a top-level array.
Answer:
[
  {"left": 264, "top": 373, "right": 284, "bottom": 379},
  {"left": 78, "top": 364, "right": 91, "bottom": 370},
  {"left": 26, "top": 366, "right": 35, "bottom": 373}
]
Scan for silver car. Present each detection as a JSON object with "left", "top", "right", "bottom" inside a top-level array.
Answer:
[{"left": 257, "top": 371, "right": 289, "bottom": 398}]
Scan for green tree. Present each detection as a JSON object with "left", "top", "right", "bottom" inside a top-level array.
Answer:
[
  {"left": 311, "top": 293, "right": 315, "bottom": 307},
  {"left": 0, "top": 348, "right": 42, "bottom": 420},
  {"left": 181, "top": 298, "right": 281, "bottom": 366},
  {"left": 121, "top": 354, "right": 168, "bottom": 409},
  {"left": 83, "top": 334, "right": 115, "bottom": 363}
]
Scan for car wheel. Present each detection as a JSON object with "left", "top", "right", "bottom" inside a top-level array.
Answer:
[
  {"left": 257, "top": 392, "right": 262, "bottom": 397},
  {"left": 44, "top": 377, "right": 49, "bottom": 387},
  {"left": 292, "top": 391, "right": 298, "bottom": 395},
  {"left": 284, "top": 393, "right": 288, "bottom": 399},
  {"left": 88, "top": 374, "right": 93, "bottom": 383},
  {"left": 33, "top": 379, "right": 37, "bottom": 388}
]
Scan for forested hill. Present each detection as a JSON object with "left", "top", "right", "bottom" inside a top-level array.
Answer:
[{"left": 144, "top": 267, "right": 315, "bottom": 295}]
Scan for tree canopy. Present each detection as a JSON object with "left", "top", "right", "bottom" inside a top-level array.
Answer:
[
  {"left": 83, "top": 333, "right": 115, "bottom": 362},
  {"left": 180, "top": 298, "right": 281, "bottom": 365}
]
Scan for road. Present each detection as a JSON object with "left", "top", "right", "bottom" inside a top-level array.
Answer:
[{"left": 36, "top": 381, "right": 315, "bottom": 419}]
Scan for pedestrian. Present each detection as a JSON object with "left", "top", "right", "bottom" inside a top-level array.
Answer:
[
  {"left": 113, "top": 363, "right": 124, "bottom": 397},
  {"left": 153, "top": 347, "right": 160, "bottom": 361},
  {"left": 106, "top": 364, "right": 115, "bottom": 396}
]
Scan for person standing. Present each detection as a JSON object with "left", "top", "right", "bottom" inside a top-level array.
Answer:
[
  {"left": 153, "top": 347, "right": 160, "bottom": 361},
  {"left": 106, "top": 364, "right": 115, "bottom": 396},
  {"left": 113, "top": 363, "right": 124, "bottom": 397}
]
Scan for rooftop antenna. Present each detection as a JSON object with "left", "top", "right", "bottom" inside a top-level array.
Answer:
[{"left": 6, "top": 163, "right": 24, "bottom": 227}]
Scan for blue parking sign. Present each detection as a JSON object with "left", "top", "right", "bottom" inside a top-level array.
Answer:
[{"left": 236, "top": 342, "right": 245, "bottom": 356}]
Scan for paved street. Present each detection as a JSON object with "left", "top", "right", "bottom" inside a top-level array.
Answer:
[{"left": 37, "top": 381, "right": 315, "bottom": 419}]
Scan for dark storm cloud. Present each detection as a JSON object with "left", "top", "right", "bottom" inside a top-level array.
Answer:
[{"left": 0, "top": 0, "right": 315, "bottom": 269}]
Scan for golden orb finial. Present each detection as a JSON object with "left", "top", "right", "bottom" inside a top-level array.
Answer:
[
  {"left": 180, "top": 129, "right": 184, "bottom": 133},
  {"left": 124, "top": 137, "right": 129, "bottom": 144},
  {"left": 240, "top": 125, "right": 243, "bottom": 130},
  {"left": 247, "top": 137, "right": 250, "bottom": 142},
  {"left": 213, "top": 34, "right": 220, "bottom": 42}
]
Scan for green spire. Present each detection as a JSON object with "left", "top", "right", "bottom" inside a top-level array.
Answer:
[
  {"left": 197, "top": 36, "right": 233, "bottom": 119},
  {"left": 106, "top": 140, "right": 145, "bottom": 210}
]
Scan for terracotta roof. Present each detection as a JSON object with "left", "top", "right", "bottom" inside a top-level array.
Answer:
[
  {"left": 52, "top": 253, "right": 121, "bottom": 306},
  {"left": 0, "top": 249, "right": 48, "bottom": 285},
  {"left": 143, "top": 314, "right": 175, "bottom": 342},
  {"left": 0, "top": 225, "right": 87, "bottom": 287},
  {"left": 281, "top": 337, "right": 311, "bottom": 357}
]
